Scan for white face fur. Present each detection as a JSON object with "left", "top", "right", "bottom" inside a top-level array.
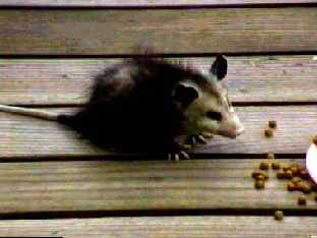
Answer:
[
  {"left": 177, "top": 55, "right": 244, "bottom": 139},
  {"left": 182, "top": 80, "right": 244, "bottom": 138}
]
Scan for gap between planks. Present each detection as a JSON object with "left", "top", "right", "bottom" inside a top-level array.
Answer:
[
  {"left": 0, "top": 0, "right": 316, "bottom": 8},
  {"left": 2, "top": 51, "right": 317, "bottom": 58}
]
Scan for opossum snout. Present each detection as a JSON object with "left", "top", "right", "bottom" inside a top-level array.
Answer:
[
  {"left": 218, "top": 125, "right": 244, "bottom": 139},
  {"left": 218, "top": 114, "right": 244, "bottom": 139},
  {"left": 229, "top": 124, "right": 245, "bottom": 139}
]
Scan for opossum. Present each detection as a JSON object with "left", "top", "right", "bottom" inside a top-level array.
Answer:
[{"left": 0, "top": 55, "right": 244, "bottom": 159}]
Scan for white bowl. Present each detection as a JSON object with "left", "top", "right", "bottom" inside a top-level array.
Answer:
[{"left": 306, "top": 143, "right": 317, "bottom": 184}]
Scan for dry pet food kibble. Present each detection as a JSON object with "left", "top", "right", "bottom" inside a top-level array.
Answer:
[
  {"left": 290, "top": 166, "right": 299, "bottom": 176},
  {"left": 256, "top": 175, "right": 266, "bottom": 181},
  {"left": 298, "top": 196, "right": 307, "bottom": 205},
  {"left": 296, "top": 181, "right": 306, "bottom": 192},
  {"left": 287, "top": 182, "right": 296, "bottom": 191},
  {"left": 259, "top": 161, "right": 270, "bottom": 170},
  {"left": 265, "top": 129, "right": 274, "bottom": 138},
  {"left": 299, "top": 169, "right": 310, "bottom": 179},
  {"left": 277, "top": 170, "right": 286, "bottom": 179},
  {"left": 285, "top": 170, "right": 293, "bottom": 179},
  {"left": 274, "top": 210, "right": 284, "bottom": 221},
  {"left": 252, "top": 171, "right": 268, "bottom": 180},
  {"left": 302, "top": 183, "right": 312, "bottom": 194},
  {"left": 267, "top": 153, "right": 275, "bottom": 160},
  {"left": 255, "top": 180, "right": 265, "bottom": 189},
  {"left": 252, "top": 171, "right": 263, "bottom": 179},
  {"left": 268, "top": 120, "right": 277, "bottom": 129},
  {"left": 272, "top": 161, "right": 280, "bottom": 170},
  {"left": 291, "top": 177, "right": 301, "bottom": 185}
]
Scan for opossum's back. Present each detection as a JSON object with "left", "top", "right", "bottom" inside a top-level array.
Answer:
[
  {"left": 89, "top": 58, "right": 189, "bottom": 104},
  {"left": 89, "top": 62, "right": 137, "bottom": 104}
]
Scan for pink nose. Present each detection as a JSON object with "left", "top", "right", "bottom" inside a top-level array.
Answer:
[
  {"left": 231, "top": 125, "right": 245, "bottom": 139},
  {"left": 235, "top": 125, "right": 245, "bottom": 136},
  {"left": 219, "top": 124, "right": 245, "bottom": 139}
]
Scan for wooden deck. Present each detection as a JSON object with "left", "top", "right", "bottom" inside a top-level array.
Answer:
[{"left": 0, "top": 1, "right": 316, "bottom": 237}]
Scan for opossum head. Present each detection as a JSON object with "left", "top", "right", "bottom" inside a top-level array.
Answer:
[{"left": 173, "top": 55, "right": 244, "bottom": 139}]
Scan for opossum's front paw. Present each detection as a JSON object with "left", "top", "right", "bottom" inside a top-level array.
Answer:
[
  {"left": 167, "top": 150, "right": 190, "bottom": 161},
  {"left": 185, "top": 133, "right": 213, "bottom": 147},
  {"left": 201, "top": 132, "right": 214, "bottom": 139}
]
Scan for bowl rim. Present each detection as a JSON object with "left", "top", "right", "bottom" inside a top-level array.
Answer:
[{"left": 306, "top": 143, "right": 317, "bottom": 184}]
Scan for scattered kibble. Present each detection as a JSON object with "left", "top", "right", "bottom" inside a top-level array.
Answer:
[
  {"left": 277, "top": 170, "right": 286, "bottom": 179},
  {"left": 272, "top": 161, "right": 280, "bottom": 170},
  {"left": 259, "top": 161, "right": 270, "bottom": 170},
  {"left": 268, "top": 120, "right": 277, "bottom": 129},
  {"left": 252, "top": 171, "right": 263, "bottom": 179},
  {"left": 256, "top": 175, "right": 266, "bottom": 181},
  {"left": 290, "top": 163, "right": 300, "bottom": 169},
  {"left": 263, "top": 173, "right": 269, "bottom": 180},
  {"left": 274, "top": 210, "right": 284, "bottom": 221},
  {"left": 276, "top": 169, "right": 293, "bottom": 180},
  {"left": 299, "top": 170, "right": 310, "bottom": 180},
  {"left": 297, "top": 165, "right": 304, "bottom": 171},
  {"left": 298, "top": 196, "right": 307, "bottom": 205},
  {"left": 290, "top": 166, "right": 299, "bottom": 176},
  {"left": 284, "top": 170, "right": 293, "bottom": 179},
  {"left": 252, "top": 171, "right": 268, "bottom": 180},
  {"left": 296, "top": 181, "right": 306, "bottom": 192},
  {"left": 291, "top": 177, "right": 301, "bottom": 185},
  {"left": 287, "top": 182, "right": 296, "bottom": 191},
  {"left": 265, "top": 129, "right": 274, "bottom": 138},
  {"left": 267, "top": 153, "right": 275, "bottom": 160},
  {"left": 253, "top": 159, "right": 317, "bottom": 207},
  {"left": 255, "top": 180, "right": 265, "bottom": 189},
  {"left": 302, "top": 183, "right": 312, "bottom": 194}
]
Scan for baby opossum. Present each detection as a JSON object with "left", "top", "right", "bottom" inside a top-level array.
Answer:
[{"left": 0, "top": 55, "right": 244, "bottom": 158}]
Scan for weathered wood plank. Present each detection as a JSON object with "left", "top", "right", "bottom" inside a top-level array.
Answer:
[
  {"left": 0, "top": 159, "right": 315, "bottom": 214},
  {"left": 0, "top": 106, "right": 316, "bottom": 158},
  {"left": 1, "top": 56, "right": 317, "bottom": 105},
  {"left": 0, "top": 216, "right": 317, "bottom": 238},
  {"left": 0, "top": 8, "right": 316, "bottom": 55},
  {"left": 0, "top": 0, "right": 315, "bottom": 7}
]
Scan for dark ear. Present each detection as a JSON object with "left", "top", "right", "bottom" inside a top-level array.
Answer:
[
  {"left": 173, "top": 83, "right": 199, "bottom": 107},
  {"left": 210, "top": 54, "right": 227, "bottom": 80}
]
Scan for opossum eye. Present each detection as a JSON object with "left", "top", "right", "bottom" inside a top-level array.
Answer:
[{"left": 206, "top": 111, "right": 222, "bottom": 121}]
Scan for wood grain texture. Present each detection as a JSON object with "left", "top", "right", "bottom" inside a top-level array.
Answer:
[
  {"left": 1, "top": 216, "right": 317, "bottom": 238},
  {"left": 0, "top": 159, "right": 316, "bottom": 214},
  {"left": 0, "top": 0, "right": 315, "bottom": 7},
  {"left": 0, "top": 8, "right": 316, "bottom": 55},
  {"left": 0, "top": 106, "right": 316, "bottom": 158},
  {"left": 1, "top": 56, "right": 317, "bottom": 105}
]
